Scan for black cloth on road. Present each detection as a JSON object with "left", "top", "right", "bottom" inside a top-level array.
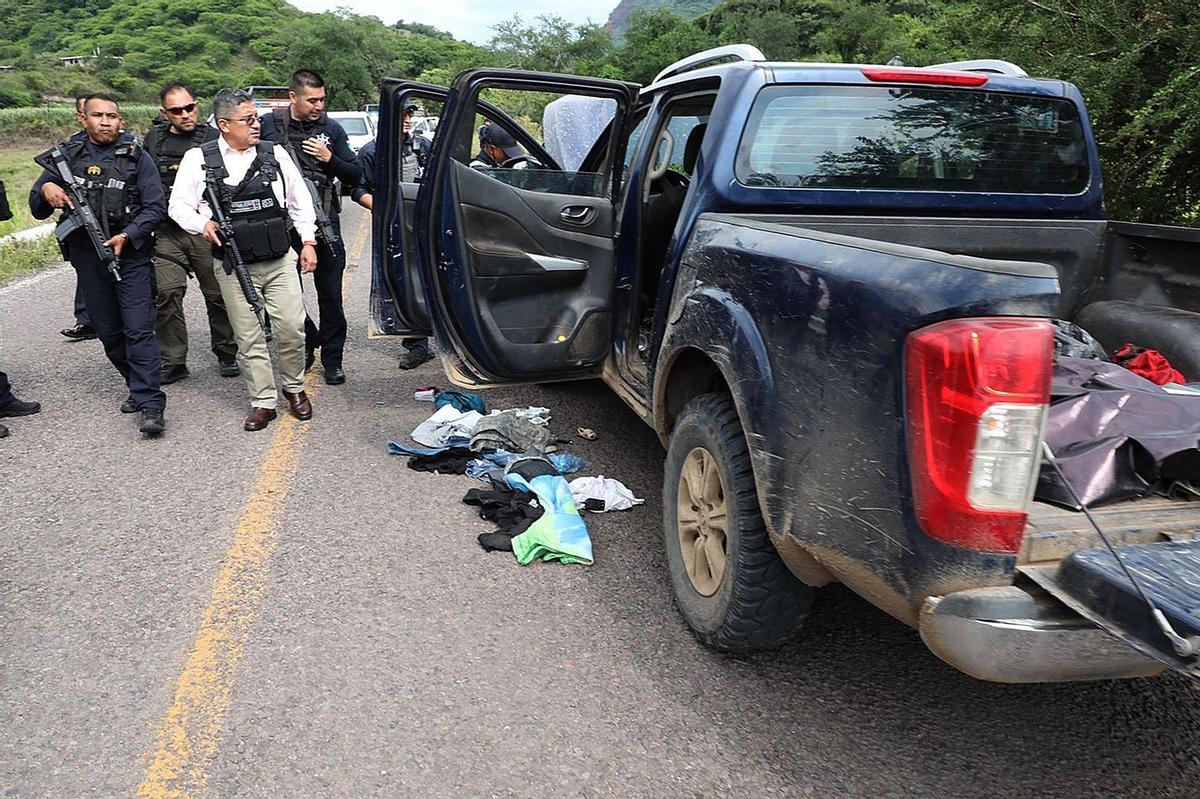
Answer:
[
  {"left": 407, "top": 446, "right": 476, "bottom": 475},
  {"left": 463, "top": 478, "right": 544, "bottom": 552}
]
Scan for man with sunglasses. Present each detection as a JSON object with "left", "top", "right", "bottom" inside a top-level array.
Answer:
[
  {"left": 259, "top": 69, "right": 362, "bottom": 386},
  {"left": 30, "top": 94, "right": 168, "bottom": 436},
  {"left": 169, "top": 88, "right": 318, "bottom": 432},
  {"left": 144, "top": 83, "right": 238, "bottom": 385}
]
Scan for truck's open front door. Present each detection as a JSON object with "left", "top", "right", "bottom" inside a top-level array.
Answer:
[
  {"left": 370, "top": 80, "right": 447, "bottom": 338},
  {"left": 414, "top": 69, "right": 638, "bottom": 384}
]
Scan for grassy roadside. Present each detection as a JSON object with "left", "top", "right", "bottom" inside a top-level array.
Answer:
[
  {"left": 0, "top": 235, "right": 61, "bottom": 284},
  {"left": 0, "top": 144, "right": 49, "bottom": 238},
  {"left": 1, "top": 141, "right": 63, "bottom": 285},
  {"left": 0, "top": 105, "right": 163, "bottom": 285}
]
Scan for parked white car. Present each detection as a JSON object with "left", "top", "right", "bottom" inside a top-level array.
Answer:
[
  {"left": 328, "top": 111, "right": 376, "bottom": 152},
  {"left": 410, "top": 115, "right": 438, "bottom": 143}
]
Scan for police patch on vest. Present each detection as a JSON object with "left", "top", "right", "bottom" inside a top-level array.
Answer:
[
  {"left": 229, "top": 197, "right": 276, "bottom": 214},
  {"left": 86, "top": 165, "right": 102, "bottom": 176}
]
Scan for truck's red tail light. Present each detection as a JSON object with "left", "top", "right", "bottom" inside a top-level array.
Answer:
[
  {"left": 862, "top": 67, "right": 989, "bottom": 87},
  {"left": 905, "top": 318, "right": 1053, "bottom": 553}
]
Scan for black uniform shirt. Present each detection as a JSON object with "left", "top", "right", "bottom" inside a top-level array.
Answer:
[
  {"left": 259, "top": 110, "right": 362, "bottom": 189},
  {"left": 29, "top": 137, "right": 166, "bottom": 251},
  {"left": 351, "top": 139, "right": 376, "bottom": 204}
]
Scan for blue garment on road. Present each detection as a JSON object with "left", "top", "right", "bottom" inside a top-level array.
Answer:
[
  {"left": 387, "top": 438, "right": 470, "bottom": 457},
  {"left": 465, "top": 450, "right": 589, "bottom": 479},
  {"left": 505, "top": 457, "right": 593, "bottom": 566},
  {"left": 434, "top": 389, "right": 486, "bottom": 414}
]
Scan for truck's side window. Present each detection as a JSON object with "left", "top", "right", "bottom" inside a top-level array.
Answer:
[{"left": 452, "top": 88, "right": 619, "bottom": 198}]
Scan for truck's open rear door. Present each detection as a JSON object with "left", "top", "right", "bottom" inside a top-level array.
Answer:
[{"left": 1022, "top": 542, "right": 1200, "bottom": 680}]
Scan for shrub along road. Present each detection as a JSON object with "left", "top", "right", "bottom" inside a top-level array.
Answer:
[{"left": 1, "top": 205, "right": 1199, "bottom": 798}]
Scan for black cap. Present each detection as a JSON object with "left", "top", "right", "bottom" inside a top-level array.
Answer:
[{"left": 480, "top": 124, "right": 525, "bottom": 159}]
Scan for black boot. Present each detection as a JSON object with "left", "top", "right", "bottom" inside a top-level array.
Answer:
[{"left": 139, "top": 409, "right": 166, "bottom": 436}]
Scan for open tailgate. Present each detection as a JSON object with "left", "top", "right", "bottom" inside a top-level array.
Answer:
[{"left": 1022, "top": 541, "right": 1200, "bottom": 681}]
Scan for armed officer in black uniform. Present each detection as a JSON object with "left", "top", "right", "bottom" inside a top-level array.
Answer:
[
  {"left": 30, "top": 93, "right": 168, "bottom": 436},
  {"left": 259, "top": 68, "right": 361, "bottom": 385},
  {"left": 143, "top": 82, "right": 238, "bottom": 383}
]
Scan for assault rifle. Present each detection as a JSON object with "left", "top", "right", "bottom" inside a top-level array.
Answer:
[
  {"left": 202, "top": 179, "right": 273, "bottom": 343},
  {"left": 34, "top": 145, "right": 121, "bottom": 282},
  {"left": 282, "top": 144, "right": 339, "bottom": 245}
]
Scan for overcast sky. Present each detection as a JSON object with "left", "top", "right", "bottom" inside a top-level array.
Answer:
[{"left": 288, "top": 0, "right": 612, "bottom": 45}]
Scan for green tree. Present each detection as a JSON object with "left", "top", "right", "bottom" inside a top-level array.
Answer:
[
  {"left": 616, "top": 9, "right": 716, "bottom": 84},
  {"left": 488, "top": 14, "right": 615, "bottom": 74}
]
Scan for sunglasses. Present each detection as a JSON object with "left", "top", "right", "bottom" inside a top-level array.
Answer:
[{"left": 165, "top": 103, "right": 197, "bottom": 115}]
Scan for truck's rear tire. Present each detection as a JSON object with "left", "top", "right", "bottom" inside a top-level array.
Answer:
[{"left": 663, "top": 393, "right": 814, "bottom": 651}]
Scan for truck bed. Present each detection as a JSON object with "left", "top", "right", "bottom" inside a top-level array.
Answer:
[
  {"left": 1021, "top": 497, "right": 1200, "bottom": 564},
  {"left": 733, "top": 215, "right": 1108, "bottom": 315}
]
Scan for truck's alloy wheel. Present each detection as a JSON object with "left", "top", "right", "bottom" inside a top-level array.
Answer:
[
  {"left": 677, "top": 447, "right": 728, "bottom": 596},
  {"left": 663, "top": 393, "right": 815, "bottom": 651}
]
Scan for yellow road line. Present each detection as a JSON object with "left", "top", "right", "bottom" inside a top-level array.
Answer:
[{"left": 137, "top": 214, "right": 371, "bottom": 798}]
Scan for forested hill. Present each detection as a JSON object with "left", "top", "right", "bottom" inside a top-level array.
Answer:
[
  {"left": 605, "top": 0, "right": 721, "bottom": 38},
  {"left": 0, "top": 0, "right": 481, "bottom": 109},
  {"left": 0, "top": 0, "right": 1195, "bottom": 225}
]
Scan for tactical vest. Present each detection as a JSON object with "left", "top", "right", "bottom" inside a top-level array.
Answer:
[
  {"left": 200, "top": 140, "right": 291, "bottom": 264},
  {"left": 60, "top": 138, "right": 143, "bottom": 236},
  {"left": 271, "top": 108, "right": 338, "bottom": 211},
  {"left": 144, "top": 123, "right": 210, "bottom": 192}
]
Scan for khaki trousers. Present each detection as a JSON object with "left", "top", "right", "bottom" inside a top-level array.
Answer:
[
  {"left": 154, "top": 223, "right": 236, "bottom": 366},
  {"left": 212, "top": 253, "right": 306, "bottom": 409}
]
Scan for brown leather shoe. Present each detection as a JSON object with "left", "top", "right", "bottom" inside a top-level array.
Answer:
[
  {"left": 283, "top": 390, "right": 313, "bottom": 421},
  {"left": 244, "top": 407, "right": 278, "bottom": 431}
]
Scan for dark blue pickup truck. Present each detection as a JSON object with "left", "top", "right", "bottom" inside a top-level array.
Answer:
[{"left": 372, "top": 46, "right": 1200, "bottom": 683}]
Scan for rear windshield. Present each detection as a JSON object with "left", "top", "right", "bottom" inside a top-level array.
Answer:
[{"left": 737, "top": 85, "right": 1089, "bottom": 194}]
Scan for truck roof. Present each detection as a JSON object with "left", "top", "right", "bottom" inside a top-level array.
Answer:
[{"left": 643, "top": 46, "right": 1067, "bottom": 98}]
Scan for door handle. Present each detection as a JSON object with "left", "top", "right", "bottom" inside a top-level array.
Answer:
[{"left": 559, "top": 205, "right": 596, "bottom": 226}]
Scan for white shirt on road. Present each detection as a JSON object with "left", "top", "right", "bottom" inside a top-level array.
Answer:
[{"left": 168, "top": 134, "right": 317, "bottom": 244}]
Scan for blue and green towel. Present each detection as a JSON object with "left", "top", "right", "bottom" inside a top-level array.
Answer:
[{"left": 505, "top": 458, "right": 593, "bottom": 566}]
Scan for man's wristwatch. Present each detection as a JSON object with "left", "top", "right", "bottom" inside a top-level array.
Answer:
[{"left": 302, "top": 240, "right": 317, "bottom": 247}]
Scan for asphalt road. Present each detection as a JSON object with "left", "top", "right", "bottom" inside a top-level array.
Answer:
[{"left": 3, "top": 204, "right": 1199, "bottom": 798}]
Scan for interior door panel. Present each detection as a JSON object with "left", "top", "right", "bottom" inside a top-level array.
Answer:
[
  {"left": 450, "top": 161, "right": 615, "bottom": 368},
  {"left": 416, "top": 68, "right": 639, "bottom": 383}
]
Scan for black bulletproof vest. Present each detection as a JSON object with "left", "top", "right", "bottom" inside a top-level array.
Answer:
[
  {"left": 145, "top": 123, "right": 210, "bottom": 192},
  {"left": 64, "top": 139, "right": 142, "bottom": 235},
  {"left": 271, "top": 108, "right": 337, "bottom": 206},
  {"left": 200, "top": 140, "right": 291, "bottom": 263}
]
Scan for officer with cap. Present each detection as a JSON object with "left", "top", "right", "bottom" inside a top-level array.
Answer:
[
  {"left": 30, "top": 93, "right": 168, "bottom": 436},
  {"left": 143, "top": 82, "right": 238, "bottom": 383},
  {"left": 351, "top": 101, "right": 432, "bottom": 369},
  {"left": 259, "top": 68, "right": 362, "bottom": 386},
  {"left": 470, "top": 124, "right": 532, "bottom": 169}
]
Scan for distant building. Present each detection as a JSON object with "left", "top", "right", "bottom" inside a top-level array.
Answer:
[{"left": 58, "top": 51, "right": 123, "bottom": 68}]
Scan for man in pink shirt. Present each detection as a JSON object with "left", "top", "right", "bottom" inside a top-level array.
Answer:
[{"left": 168, "top": 88, "right": 318, "bottom": 431}]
